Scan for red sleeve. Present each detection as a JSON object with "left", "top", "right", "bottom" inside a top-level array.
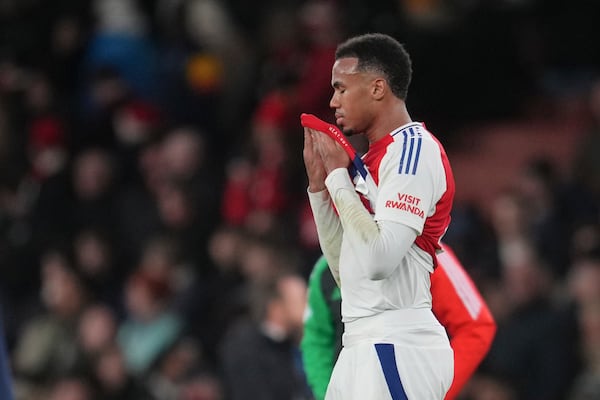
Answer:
[{"left": 431, "top": 244, "right": 497, "bottom": 400}]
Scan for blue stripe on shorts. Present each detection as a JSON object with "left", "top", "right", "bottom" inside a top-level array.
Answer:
[{"left": 375, "top": 343, "right": 409, "bottom": 400}]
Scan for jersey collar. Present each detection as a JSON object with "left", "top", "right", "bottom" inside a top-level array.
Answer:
[{"left": 390, "top": 121, "right": 423, "bottom": 137}]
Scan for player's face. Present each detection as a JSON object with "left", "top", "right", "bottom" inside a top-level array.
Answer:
[{"left": 329, "top": 57, "right": 376, "bottom": 136}]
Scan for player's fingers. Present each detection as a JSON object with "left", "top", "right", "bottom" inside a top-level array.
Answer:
[
  {"left": 304, "top": 129, "right": 326, "bottom": 172},
  {"left": 333, "top": 140, "right": 347, "bottom": 155},
  {"left": 315, "top": 131, "right": 336, "bottom": 155},
  {"left": 303, "top": 127, "right": 312, "bottom": 143},
  {"left": 304, "top": 128, "right": 317, "bottom": 155},
  {"left": 314, "top": 135, "right": 331, "bottom": 163},
  {"left": 317, "top": 131, "right": 350, "bottom": 171},
  {"left": 309, "top": 130, "right": 324, "bottom": 155},
  {"left": 311, "top": 131, "right": 324, "bottom": 154},
  {"left": 305, "top": 128, "right": 322, "bottom": 145}
]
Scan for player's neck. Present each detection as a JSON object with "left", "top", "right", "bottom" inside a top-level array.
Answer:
[{"left": 366, "top": 102, "right": 411, "bottom": 144}]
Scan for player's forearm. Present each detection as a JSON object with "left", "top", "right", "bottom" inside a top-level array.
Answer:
[
  {"left": 308, "top": 189, "right": 343, "bottom": 285},
  {"left": 325, "top": 169, "right": 417, "bottom": 280}
]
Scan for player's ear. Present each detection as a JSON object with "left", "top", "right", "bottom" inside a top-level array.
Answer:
[{"left": 371, "top": 78, "right": 386, "bottom": 100}]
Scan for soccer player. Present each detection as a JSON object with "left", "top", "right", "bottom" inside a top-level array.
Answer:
[
  {"left": 301, "top": 244, "right": 497, "bottom": 400},
  {"left": 303, "top": 33, "right": 456, "bottom": 399}
]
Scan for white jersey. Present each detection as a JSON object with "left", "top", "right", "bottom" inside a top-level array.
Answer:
[
  {"left": 308, "top": 121, "right": 455, "bottom": 322},
  {"left": 308, "top": 121, "right": 455, "bottom": 400}
]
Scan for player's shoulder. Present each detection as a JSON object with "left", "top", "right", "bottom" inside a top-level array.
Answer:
[
  {"left": 384, "top": 122, "right": 442, "bottom": 162},
  {"left": 388, "top": 122, "right": 437, "bottom": 148}
]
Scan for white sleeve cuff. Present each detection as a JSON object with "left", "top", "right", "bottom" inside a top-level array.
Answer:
[
  {"left": 325, "top": 168, "right": 354, "bottom": 193},
  {"left": 307, "top": 188, "right": 330, "bottom": 208}
]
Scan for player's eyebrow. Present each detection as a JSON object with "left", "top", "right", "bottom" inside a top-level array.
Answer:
[{"left": 332, "top": 80, "right": 344, "bottom": 89}]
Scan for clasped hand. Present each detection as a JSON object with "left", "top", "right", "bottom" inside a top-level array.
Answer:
[{"left": 303, "top": 127, "right": 350, "bottom": 192}]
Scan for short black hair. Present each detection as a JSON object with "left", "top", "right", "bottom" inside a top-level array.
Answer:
[{"left": 335, "top": 33, "right": 412, "bottom": 100}]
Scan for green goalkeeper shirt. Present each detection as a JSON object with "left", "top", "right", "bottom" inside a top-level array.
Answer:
[{"left": 301, "top": 256, "right": 342, "bottom": 400}]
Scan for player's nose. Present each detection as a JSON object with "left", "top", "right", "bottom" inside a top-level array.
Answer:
[{"left": 329, "top": 92, "right": 340, "bottom": 109}]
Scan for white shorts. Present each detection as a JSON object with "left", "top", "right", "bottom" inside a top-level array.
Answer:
[{"left": 325, "top": 309, "right": 453, "bottom": 400}]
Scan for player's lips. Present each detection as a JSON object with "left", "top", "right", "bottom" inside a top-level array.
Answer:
[{"left": 335, "top": 114, "right": 343, "bottom": 125}]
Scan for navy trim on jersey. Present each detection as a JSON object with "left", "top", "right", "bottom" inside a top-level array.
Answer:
[
  {"left": 412, "top": 131, "right": 422, "bottom": 175},
  {"left": 375, "top": 343, "right": 409, "bottom": 400},
  {"left": 397, "top": 127, "right": 422, "bottom": 175},
  {"left": 349, "top": 164, "right": 358, "bottom": 179},
  {"left": 353, "top": 154, "right": 370, "bottom": 180}
]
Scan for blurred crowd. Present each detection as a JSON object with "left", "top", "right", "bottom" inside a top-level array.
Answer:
[{"left": 0, "top": 0, "right": 599, "bottom": 399}]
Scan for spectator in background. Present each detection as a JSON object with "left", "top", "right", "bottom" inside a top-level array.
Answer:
[
  {"left": 567, "top": 249, "right": 600, "bottom": 400},
  {"left": 294, "top": 0, "right": 343, "bottom": 120},
  {"left": 84, "top": 0, "right": 159, "bottom": 102},
  {"left": 515, "top": 158, "right": 570, "bottom": 277},
  {"left": 206, "top": 225, "right": 245, "bottom": 287},
  {"left": 113, "top": 98, "right": 162, "bottom": 148},
  {"left": 154, "top": 180, "right": 210, "bottom": 269},
  {"left": 117, "top": 269, "right": 183, "bottom": 377},
  {"left": 24, "top": 106, "right": 72, "bottom": 248},
  {"left": 45, "top": 10, "right": 90, "bottom": 108},
  {"left": 72, "top": 228, "right": 122, "bottom": 310},
  {"left": 488, "top": 189, "right": 530, "bottom": 278},
  {"left": 135, "top": 236, "right": 184, "bottom": 297},
  {"left": 77, "top": 65, "right": 132, "bottom": 150},
  {"left": 463, "top": 374, "right": 518, "bottom": 400},
  {"left": 12, "top": 249, "right": 89, "bottom": 394},
  {"left": 480, "top": 240, "right": 576, "bottom": 400},
  {"left": 112, "top": 98, "right": 162, "bottom": 184},
  {"left": 76, "top": 303, "right": 118, "bottom": 364},
  {"left": 145, "top": 336, "right": 205, "bottom": 400},
  {"left": 133, "top": 234, "right": 216, "bottom": 356},
  {"left": 75, "top": 305, "right": 155, "bottom": 397},
  {"left": 569, "top": 79, "right": 600, "bottom": 230},
  {"left": 200, "top": 225, "right": 250, "bottom": 364},
  {"left": 71, "top": 147, "right": 117, "bottom": 234},
  {"left": 221, "top": 89, "right": 297, "bottom": 238},
  {"left": 91, "top": 343, "right": 154, "bottom": 400},
  {"left": 47, "top": 375, "right": 94, "bottom": 400},
  {"left": 570, "top": 224, "right": 600, "bottom": 263},
  {"left": 178, "top": 371, "right": 223, "bottom": 400},
  {"left": 204, "top": 231, "right": 298, "bottom": 365},
  {"left": 222, "top": 1, "right": 346, "bottom": 246},
  {"left": 237, "top": 234, "right": 301, "bottom": 285},
  {"left": 156, "top": 126, "right": 222, "bottom": 269},
  {"left": 113, "top": 137, "right": 163, "bottom": 266},
  {"left": 181, "top": 0, "right": 254, "bottom": 141},
  {"left": 159, "top": 127, "right": 210, "bottom": 184},
  {"left": 218, "top": 272, "right": 310, "bottom": 400},
  {"left": 116, "top": 125, "right": 221, "bottom": 270},
  {"left": 0, "top": 70, "right": 74, "bottom": 319},
  {"left": 443, "top": 202, "right": 497, "bottom": 282}
]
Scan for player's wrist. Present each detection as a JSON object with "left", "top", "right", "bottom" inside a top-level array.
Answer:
[
  {"left": 308, "top": 184, "right": 327, "bottom": 193},
  {"left": 325, "top": 168, "right": 351, "bottom": 183}
]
